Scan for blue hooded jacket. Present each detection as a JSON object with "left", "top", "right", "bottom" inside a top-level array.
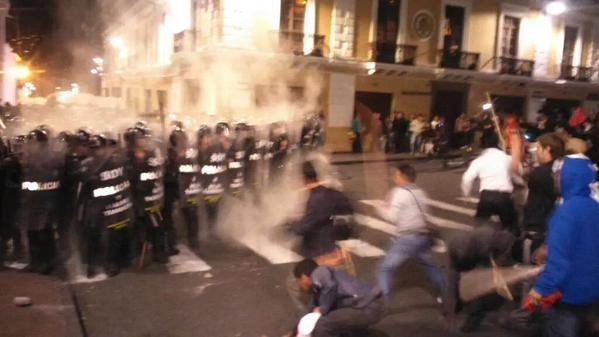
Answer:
[{"left": 534, "top": 157, "right": 599, "bottom": 305}]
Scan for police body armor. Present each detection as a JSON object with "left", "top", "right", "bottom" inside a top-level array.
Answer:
[
  {"left": 200, "top": 142, "right": 227, "bottom": 203},
  {"left": 19, "top": 149, "right": 63, "bottom": 231},
  {"left": 244, "top": 136, "right": 262, "bottom": 190},
  {"left": 81, "top": 151, "right": 133, "bottom": 230},
  {"left": 177, "top": 147, "right": 202, "bottom": 207},
  {"left": 129, "top": 146, "right": 165, "bottom": 215},
  {"left": 227, "top": 138, "right": 246, "bottom": 196}
]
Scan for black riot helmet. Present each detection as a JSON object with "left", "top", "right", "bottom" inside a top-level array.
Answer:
[
  {"left": 88, "top": 134, "right": 107, "bottom": 149},
  {"left": 10, "top": 135, "right": 26, "bottom": 153},
  {"left": 36, "top": 124, "right": 53, "bottom": 139},
  {"left": 134, "top": 121, "right": 149, "bottom": 131},
  {"left": 169, "top": 129, "right": 188, "bottom": 148},
  {"left": 26, "top": 128, "right": 49, "bottom": 143},
  {"left": 75, "top": 128, "right": 93, "bottom": 145},
  {"left": 57, "top": 131, "right": 73, "bottom": 144},
  {"left": 124, "top": 127, "right": 145, "bottom": 148},
  {"left": 99, "top": 131, "right": 118, "bottom": 147},
  {"left": 215, "top": 122, "right": 230, "bottom": 137},
  {"left": 197, "top": 124, "right": 212, "bottom": 139},
  {"left": 234, "top": 122, "right": 248, "bottom": 134}
]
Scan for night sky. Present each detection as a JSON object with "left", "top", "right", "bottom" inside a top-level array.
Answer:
[{"left": 8, "top": 0, "right": 103, "bottom": 93}]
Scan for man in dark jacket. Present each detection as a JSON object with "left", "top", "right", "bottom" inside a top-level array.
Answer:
[
  {"left": 290, "top": 161, "right": 353, "bottom": 259},
  {"left": 290, "top": 259, "right": 384, "bottom": 337},
  {"left": 445, "top": 226, "right": 519, "bottom": 332},
  {"left": 522, "top": 133, "right": 564, "bottom": 263},
  {"left": 524, "top": 156, "right": 599, "bottom": 337}
]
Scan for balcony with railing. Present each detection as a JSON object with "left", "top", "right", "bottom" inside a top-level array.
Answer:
[
  {"left": 437, "top": 49, "right": 480, "bottom": 70},
  {"left": 559, "top": 64, "right": 595, "bottom": 82},
  {"left": 497, "top": 57, "right": 535, "bottom": 77},
  {"left": 370, "top": 43, "right": 417, "bottom": 65},
  {"left": 278, "top": 31, "right": 326, "bottom": 56}
]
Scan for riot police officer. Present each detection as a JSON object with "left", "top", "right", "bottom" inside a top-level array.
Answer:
[
  {"left": 227, "top": 123, "right": 248, "bottom": 197},
  {"left": 269, "top": 122, "right": 290, "bottom": 185},
  {"left": 19, "top": 128, "right": 63, "bottom": 274},
  {"left": 0, "top": 135, "right": 25, "bottom": 265},
  {"left": 162, "top": 124, "right": 186, "bottom": 255},
  {"left": 125, "top": 126, "right": 168, "bottom": 264},
  {"left": 172, "top": 126, "right": 202, "bottom": 249},
  {"left": 199, "top": 123, "right": 228, "bottom": 235},
  {"left": 78, "top": 133, "right": 133, "bottom": 277}
]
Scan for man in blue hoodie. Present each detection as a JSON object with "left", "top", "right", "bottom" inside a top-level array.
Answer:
[{"left": 524, "top": 156, "right": 599, "bottom": 337}]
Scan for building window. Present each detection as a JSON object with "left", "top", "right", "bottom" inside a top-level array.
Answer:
[
  {"left": 501, "top": 15, "right": 520, "bottom": 57},
  {"left": 443, "top": 5, "right": 465, "bottom": 51},
  {"left": 375, "top": 0, "right": 400, "bottom": 63},
  {"left": 280, "top": 0, "right": 306, "bottom": 32},
  {"left": 562, "top": 26, "right": 578, "bottom": 66}
]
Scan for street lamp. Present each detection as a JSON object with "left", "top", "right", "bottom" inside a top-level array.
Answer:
[
  {"left": 109, "top": 36, "right": 124, "bottom": 49},
  {"left": 482, "top": 103, "right": 493, "bottom": 111},
  {"left": 546, "top": 1, "right": 567, "bottom": 15},
  {"left": 14, "top": 65, "right": 31, "bottom": 80},
  {"left": 93, "top": 57, "right": 104, "bottom": 65}
]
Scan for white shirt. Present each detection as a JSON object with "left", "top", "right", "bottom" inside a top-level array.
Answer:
[
  {"left": 461, "top": 148, "right": 513, "bottom": 196},
  {"left": 409, "top": 119, "right": 425, "bottom": 135},
  {"left": 376, "top": 185, "right": 429, "bottom": 234}
]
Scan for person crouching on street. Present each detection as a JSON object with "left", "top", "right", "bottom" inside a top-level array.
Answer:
[
  {"left": 374, "top": 164, "right": 444, "bottom": 303},
  {"left": 288, "top": 259, "right": 384, "bottom": 337}
]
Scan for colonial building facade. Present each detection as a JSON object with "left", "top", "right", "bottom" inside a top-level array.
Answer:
[{"left": 101, "top": 0, "right": 599, "bottom": 151}]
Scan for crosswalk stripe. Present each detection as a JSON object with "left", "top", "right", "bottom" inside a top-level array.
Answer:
[
  {"left": 166, "top": 244, "right": 212, "bottom": 274},
  {"left": 425, "top": 198, "right": 476, "bottom": 216},
  {"left": 234, "top": 236, "right": 303, "bottom": 265},
  {"left": 339, "top": 239, "right": 385, "bottom": 257},
  {"left": 457, "top": 196, "right": 480, "bottom": 204},
  {"left": 354, "top": 213, "right": 397, "bottom": 236}
]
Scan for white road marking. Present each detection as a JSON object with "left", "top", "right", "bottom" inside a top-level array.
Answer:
[
  {"left": 166, "top": 244, "right": 212, "bottom": 274},
  {"left": 235, "top": 236, "right": 303, "bottom": 265},
  {"left": 339, "top": 239, "right": 385, "bottom": 257},
  {"left": 457, "top": 197, "right": 480, "bottom": 204},
  {"left": 357, "top": 202, "right": 474, "bottom": 232},
  {"left": 425, "top": 198, "right": 476, "bottom": 216},
  {"left": 354, "top": 213, "right": 397, "bottom": 236}
]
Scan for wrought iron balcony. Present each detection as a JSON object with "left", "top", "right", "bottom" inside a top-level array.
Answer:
[
  {"left": 370, "top": 43, "right": 417, "bottom": 65},
  {"left": 437, "top": 49, "right": 480, "bottom": 70},
  {"left": 278, "top": 31, "right": 326, "bottom": 56},
  {"left": 559, "top": 64, "right": 595, "bottom": 82},
  {"left": 497, "top": 57, "right": 535, "bottom": 77}
]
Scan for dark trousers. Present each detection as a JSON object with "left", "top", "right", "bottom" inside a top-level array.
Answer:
[
  {"left": 445, "top": 263, "right": 505, "bottom": 330},
  {"left": 205, "top": 201, "right": 220, "bottom": 234},
  {"left": 352, "top": 134, "right": 362, "bottom": 153},
  {"left": 27, "top": 227, "right": 55, "bottom": 272},
  {"left": 181, "top": 206, "right": 199, "bottom": 248},
  {"left": 544, "top": 303, "right": 591, "bottom": 337},
  {"left": 476, "top": 190, "right": 518, "bottom": 234},
  {"left": 134, "top": 213, "right": 166, "bottom": 258},
  {"left": 312, "top": 298, "right": 385, "bottom": 337},
  {"left": 162, "top": 199, "right": 178, "bottom": 252},
  {"left": 87, "top": 226, "right": 130, "bottom": 270}
]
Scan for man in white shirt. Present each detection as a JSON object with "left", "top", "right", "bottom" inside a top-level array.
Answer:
[
  {"left": 375, "top": 164, "right": 444, "bottom": 302},
  {"left": 461, "top": 133, "right": 519, "bottom": 234}
]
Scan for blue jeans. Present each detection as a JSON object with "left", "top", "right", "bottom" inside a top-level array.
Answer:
[
  {"left": 544, "top": 305, "right": 588, "bottom": 337},
  {"left": 377, "top": 234, "right": 444, "bottom": 298}
]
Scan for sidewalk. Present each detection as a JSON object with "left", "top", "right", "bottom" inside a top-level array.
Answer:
[{"left": 0, "top": 269, "right": 82, "bottom": 337}]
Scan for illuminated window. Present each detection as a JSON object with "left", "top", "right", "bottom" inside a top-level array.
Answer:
[
  {"left": 562, "top": 26, "right": 578, "bottom": 66},
  {"left": 280, "top": 0, "right": 306, "bottom": 32},
  {"left": 501, "top": 16, "right": 520, "bottom": 57}
]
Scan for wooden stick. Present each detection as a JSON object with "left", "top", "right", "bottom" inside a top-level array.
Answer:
[{"left": 485, "top": 92, "right": 506, "bottom": 150}]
